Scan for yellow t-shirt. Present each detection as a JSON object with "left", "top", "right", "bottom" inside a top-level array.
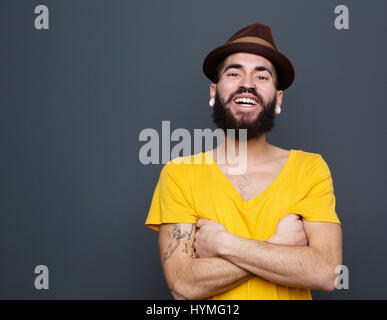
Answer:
[{"left": 145, "top": 149, "right": 341, "bottom": 300}]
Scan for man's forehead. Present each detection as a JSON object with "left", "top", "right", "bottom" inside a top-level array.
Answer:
[{"left": 223, "top": 52, "right": 274, "bottom": 70}]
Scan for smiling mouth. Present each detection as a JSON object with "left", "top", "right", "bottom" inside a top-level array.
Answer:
[{"left": 231, "top": 97, "right": 262, "bottom": 110}]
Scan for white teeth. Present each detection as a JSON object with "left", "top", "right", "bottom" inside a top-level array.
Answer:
[{"left": 234, "top": 97, "right": 258, "bottom": 105}]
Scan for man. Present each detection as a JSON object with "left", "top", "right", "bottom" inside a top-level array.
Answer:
[{"left": 145, "top": 22, "right": 342, "bottom": 300}]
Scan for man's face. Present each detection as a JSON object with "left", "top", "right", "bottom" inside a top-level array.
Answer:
[{"left": 210, "top": 52, "right": 282, "bottom": 140}]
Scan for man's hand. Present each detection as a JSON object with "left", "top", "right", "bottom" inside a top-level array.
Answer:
[
  {"left": 194, "top": 213, "right": 308, "bottom": 258},
  {"left": 194, "top": 219, "right": 227, "bottom": 258},
  {"left": 266, "top": 213, "right": 308, "bottom": 246}
]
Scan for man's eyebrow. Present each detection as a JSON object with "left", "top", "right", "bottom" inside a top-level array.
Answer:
[
  {"left": 223, "top": 64, "right": 242, "bottom": 73},
  {"left": 222, "top": 64, "right": 273, "bottom": 76},
  {"left": 255, "top": 66, "right": 273, "bottom": 76}
]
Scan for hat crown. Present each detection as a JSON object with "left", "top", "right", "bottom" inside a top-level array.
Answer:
[{"left": 227, "top": 23, "right": 278, "bottom": 51}]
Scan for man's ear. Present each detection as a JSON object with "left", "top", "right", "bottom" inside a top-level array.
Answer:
[
  {"left": 276, "top": 90, "right": 284, "bottom": 107},
  {"left": 210, "top": 83, "right": 216, "bottom": 101}
]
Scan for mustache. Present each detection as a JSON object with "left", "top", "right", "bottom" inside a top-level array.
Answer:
[{"left": 226, "top": 88, "right": 263, "bottom": 106}]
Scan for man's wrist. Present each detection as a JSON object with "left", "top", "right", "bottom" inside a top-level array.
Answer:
[{"left": 216, "top": 231, "right": 237, "bottom": 257}]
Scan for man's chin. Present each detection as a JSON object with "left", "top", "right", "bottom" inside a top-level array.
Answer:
[
  {"left": 231, "top": 107, "right": 262, "bottom": 118},
  {"left": 234, "top": 116, "right": 262, "bottom": 127}
]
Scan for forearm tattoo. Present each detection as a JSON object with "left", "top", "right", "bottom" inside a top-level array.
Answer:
[{"left": 163, "top": 223, "right": 195, "bottom": 263}]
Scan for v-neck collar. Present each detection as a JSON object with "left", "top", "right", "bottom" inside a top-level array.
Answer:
[{"left": 205, "top": 149, "right": 296, "bottom": 207}]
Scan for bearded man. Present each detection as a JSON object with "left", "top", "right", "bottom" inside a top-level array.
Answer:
[{"left": 145, "top": 22, "right": 342, "bottom": 300}]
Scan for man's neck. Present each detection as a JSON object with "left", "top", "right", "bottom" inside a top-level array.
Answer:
[{"left": 215, "top": 133, "right": 272, "bottom": 168}]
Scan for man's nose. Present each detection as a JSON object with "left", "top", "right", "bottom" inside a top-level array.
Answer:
[{"left": 239, "top": 75, "right": 256, "bottom": 90}]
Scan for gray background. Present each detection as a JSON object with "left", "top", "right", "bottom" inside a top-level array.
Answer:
[{"left": 0, "top": 0, "right": 386, "bottom": 299}]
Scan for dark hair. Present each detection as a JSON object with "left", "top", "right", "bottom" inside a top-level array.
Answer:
[
  {"left": 213, "top": 58, "right": 226, "bottom": 83},
  {"left": 213, "top": 57, "right": 279, "bottom": 90}
]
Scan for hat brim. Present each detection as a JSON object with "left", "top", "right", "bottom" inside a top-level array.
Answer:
[{"left": 203, "top": 42, "right": 295, "bottom": 90}]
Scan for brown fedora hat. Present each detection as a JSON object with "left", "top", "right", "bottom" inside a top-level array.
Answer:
[{"left": 203, "top": 22, "right": 295, "bottom": 90}]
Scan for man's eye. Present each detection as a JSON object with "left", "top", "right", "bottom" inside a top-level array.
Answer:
[
  {"left": 228, "top": 73, "right": 239, "bottom": 77},
  {"left": 257, "top": 76, "right": 268, "bottom": 80}
]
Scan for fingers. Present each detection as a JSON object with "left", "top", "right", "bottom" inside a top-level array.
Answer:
[
  {"left": 288, "top": 213, "right": 301, "bottom": 220},
  {"left": 196, "top": 219, "right": 209, "bottom": 228}
]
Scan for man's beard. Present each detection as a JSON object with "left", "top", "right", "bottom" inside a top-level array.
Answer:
[{"left": 211, "top": 88, "right": 277, "bottom": 140}]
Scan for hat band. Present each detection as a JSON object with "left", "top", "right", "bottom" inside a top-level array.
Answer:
[{"left": 229, "top": 36, "right": 275, "bottom": 50}]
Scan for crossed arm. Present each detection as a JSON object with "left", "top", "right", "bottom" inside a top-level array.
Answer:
[
  {"left": 158, "top": 215, "right": 342, "bottom": 300},
  {"left": 159, "top": 223, "right": 253, "bottom": 300}
]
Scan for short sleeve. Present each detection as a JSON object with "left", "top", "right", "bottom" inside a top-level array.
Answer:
[
  {"left": 145, "top": 162, "right": 198, "bottom": 231},
  {"left": 290, "top": 155, "right": 341, "bottom": 224}
]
